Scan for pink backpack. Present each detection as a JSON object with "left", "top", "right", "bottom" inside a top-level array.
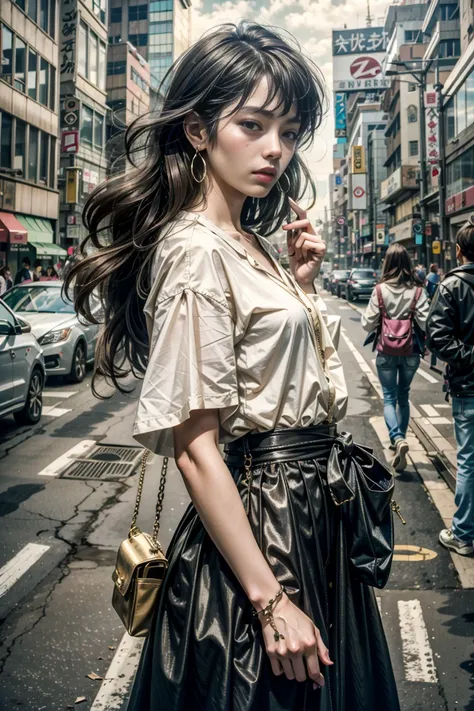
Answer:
[{"left": 375, "top": 284, "right": 422, "bottom": 356}]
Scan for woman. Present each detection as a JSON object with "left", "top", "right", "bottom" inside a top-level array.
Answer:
[
  {"left": 0, "top": 266, "right": 13, "bottom": 295},
  {"left": 362, "top": 244, "right": 430, "bottom": 471},
  {"left": 66, "top": 22, "right": 399, "bottom": 710}
]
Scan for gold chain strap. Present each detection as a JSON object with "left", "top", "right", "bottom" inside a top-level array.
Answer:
[{"left": 130, "top": 449, "right": 169, "bottom": 551}]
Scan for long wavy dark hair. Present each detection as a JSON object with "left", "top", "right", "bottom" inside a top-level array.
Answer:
[
  {"left": 65, "top": 21, "right": 326, "bottom": 396},
  {"left": 379, "top": 243, "right": 419, "bottom": 287}
]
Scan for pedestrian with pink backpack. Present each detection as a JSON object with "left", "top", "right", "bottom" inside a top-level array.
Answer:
[{"left": 362, "top": 244, "right": 430, "bottom": 470}]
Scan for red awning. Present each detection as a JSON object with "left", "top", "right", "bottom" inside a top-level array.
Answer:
[{"left": 0, "top": 212, "right": 28, "bottom": 245}]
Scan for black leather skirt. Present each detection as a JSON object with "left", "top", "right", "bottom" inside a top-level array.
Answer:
[{"left": 127, "top": 424, "right": 400, "bottom": 711}]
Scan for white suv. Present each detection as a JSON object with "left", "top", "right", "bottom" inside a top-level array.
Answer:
[{"left": 0, "top": 299, "right": 45, "bottom": 425}]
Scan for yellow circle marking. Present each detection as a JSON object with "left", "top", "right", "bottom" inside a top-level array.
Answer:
[{"left": 393, "top": 544, "right": 438, "bottom": 562}]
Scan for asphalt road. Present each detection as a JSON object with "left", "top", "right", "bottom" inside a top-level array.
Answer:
[{"left": 0, "top": 295, "right": 473, "bottom": 711}]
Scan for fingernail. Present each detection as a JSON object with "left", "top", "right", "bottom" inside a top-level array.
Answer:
[{"left": 313, "top": 683, "right": 320, "bottom": 691}]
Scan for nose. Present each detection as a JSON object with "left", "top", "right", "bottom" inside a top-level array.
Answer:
[{"left": 262, "top": 130, "right": 283, "bottom": 159}]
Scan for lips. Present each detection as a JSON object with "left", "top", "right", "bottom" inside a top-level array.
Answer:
[{"left": 253, "top": 168, "right": 277, "bottom": 177}]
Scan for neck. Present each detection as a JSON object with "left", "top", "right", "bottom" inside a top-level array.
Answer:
[{"left": 189, "top": 174, "right": 247, "bottom": 234}]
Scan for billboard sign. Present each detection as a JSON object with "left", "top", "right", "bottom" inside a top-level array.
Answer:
[
  {"left": 335, "top": 93, "right": 347, "bottom": 137},
  {"left": 332, "top": 27, "right": 390, "bottom": 93},
  {"left": 351, "top": 146, "right": 366, "bottom": 174},
  {"left": 350, "top": 174, "right": 367, "bottom": 210}
]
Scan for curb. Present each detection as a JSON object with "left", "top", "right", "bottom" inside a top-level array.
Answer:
[{"left": 342, "top": 296, "right": 457, "bottom": 491}]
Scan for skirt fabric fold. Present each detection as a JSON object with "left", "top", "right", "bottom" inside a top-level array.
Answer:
[{"left": 126, "top": 426, "right": 400, "bottom": 711}]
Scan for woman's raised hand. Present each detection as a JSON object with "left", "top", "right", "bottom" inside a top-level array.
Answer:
[{"left": 259, "top": 593, "right": 333, "bottom": 689}]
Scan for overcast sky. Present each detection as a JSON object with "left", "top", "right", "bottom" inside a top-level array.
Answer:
[{"left": 190, "top": 0, "right": 392, "bottom": 221}]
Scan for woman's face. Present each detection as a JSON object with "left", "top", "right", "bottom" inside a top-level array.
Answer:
[{"left": 204, "top": 77, "right": 301, "bottom": 199}]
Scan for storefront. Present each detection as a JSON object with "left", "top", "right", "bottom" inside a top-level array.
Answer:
[
  {"left": 15, "top": 214, "right": 67, "bottom": 269},
  {"left": 0, "top": 212, "right": 29, "bottom": 273}
]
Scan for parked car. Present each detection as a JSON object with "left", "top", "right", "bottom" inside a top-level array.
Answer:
[
  {"left": 340, "top": 268, "right": 378, "bottom": 301},
  {"left": 328, "top": 269, "right": 351, "bottom": 297},
  {"left": 2, "top": 281, "right": 101, "bottom": 383},
  {"left": 0, "top": 298, "right": 45, "bottom": 425},
  {"left": 322, "top": 270, "right": 333, "bottom": 291}
]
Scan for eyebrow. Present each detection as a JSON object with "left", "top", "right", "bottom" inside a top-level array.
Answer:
[{"left": 239, "top": 106, "right": 301, "bottom": 124}]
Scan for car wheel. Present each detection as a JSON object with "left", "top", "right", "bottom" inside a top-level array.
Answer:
[
  {"left": 348, "top": 290, "right": 353, "bottom": 301},
  {"left": 13, "top": 368, "right": 44, "bottom": 425},
  {"left": 67, "top": 341, "right": 87, "bottom": 383}
]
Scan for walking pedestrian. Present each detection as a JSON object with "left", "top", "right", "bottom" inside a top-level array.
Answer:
[
  {"left": 13, "top": 257, "right": 33, "bottom": 285},
  {"left": 362, "top": 243, "right": 430, "bottom": 471},
  {"left": 426, "top": 263, "right": 441, "bottom": 369},
  {"left": 415, "top": 263, "right": 426, "bottom": 282},
  {"left": 426, "top": 216, "right": 474, "bottom": 556},
  {"left": 0, "top": 266, "right": 13, "bottom": 295},
  {"left": 66, "top": 22, "right": 400, "bottom": 710}
]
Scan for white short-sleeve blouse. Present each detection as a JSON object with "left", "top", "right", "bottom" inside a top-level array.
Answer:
[{"left": 132, "top": 211, "right": 348, "bottom": 457}]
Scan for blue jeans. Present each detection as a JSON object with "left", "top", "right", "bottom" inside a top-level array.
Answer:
[
  {"left": 376, "top": 354, "right": 420, "bottom": 442},
  {"left": 452, "top": 396, "right": 474, "bottom": 543}
]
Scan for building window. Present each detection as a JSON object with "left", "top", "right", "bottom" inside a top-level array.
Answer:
[
  {"left": 107, "top": 60, "right": 126, "bottom": 74},
  {"left": 439, "top": 39, "right": 461, "bottom": 58},
  {"left": 81, "top": 105, "right": 94, "bottom": 144},
  {"left": 14, "top": 37, "right": 26, "bottom": 92},
  {"left": 108, "top": 34, "right": 122, "bottom": 44},
  {"left": 14, "top": 119, "right": 26, "bottom": 175},
  {"left": 446, "top": 145, "right": 474, "bottom": 197},
  {"left": 150, "top": 0, "right": 173, "bottom": 9},
  {"left": 110, "top": 7, "right": 122, "bottom": 23},
  {"left": 404, "top": 29, "right": 423, "bottom": 43},
  {"left": 92, "top": 0, "right": 106, "bottom": 24},
  {"left": 39, "top": 130, "right": 48, "bottom": 183},
  {"left": 150, "top": 20, "right": 173, "bottom": 34},
  {"left": 128, "top": 33, "right": 147, "bottom": 47},
  {"left": 49, "top": 137, "right": 55, "bottom": 188},
  {"left": 467, "top": 69, "right": 474, "bottom": 128},
  {"left": 98, "top": 42, "right": 106, "bottom": 90},
  {"left": 78, "top": 22, "right": 87, "bottom": 76},
  {"left": 49, "top": 65, "right": 55, "bottom": 110},
  {"left": 89, "top": 31, "right": 98, "bottom": 85},
  {"left": 27, "top": 0, "right": 37, "bottom": 23},
  {"left": 39, "top": 56, "right": 48, "bottom": 106},
  {"left": 408, "top": 83, "right": 417, "bottom": 92},
  {"left": 28, "top": 50, "right": 37, "bottom": 99},
  {"left": 0, "top": 113, "right": 13, "bottom": 169},
  {"left": 94, "top": 112, "right": 104, "bottom": 147},
  {"left": 39, "top": 0, "right": 49, "bottom": 33},
  {"left": 28, "top": 125, "right": 38, "bottom": 180},
  {"left": 129, "top": 4, "right": 148, "bottom": 21},
  {"left": 407, "top": 105, "right": 418, "bottom": 123},
  {"left": 1, "top": 25, "right": 13, "bottom": 86},
  {"left": 409, "top": 140, "right": 418, "bottom": 156},
  {"left": 131, "top": 66, "right": 149, "bottom": 93}
]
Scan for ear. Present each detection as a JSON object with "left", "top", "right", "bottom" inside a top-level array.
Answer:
[
  {"left": 183, "top": 111, "right": 208, "bottom": 151},
  {"left": 455, "top": 243, "right": 462, "bottom": 263}
]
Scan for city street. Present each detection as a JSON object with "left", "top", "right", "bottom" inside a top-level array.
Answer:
[{"left": 0, "top": 289, "right": 473, "bottom": 711}]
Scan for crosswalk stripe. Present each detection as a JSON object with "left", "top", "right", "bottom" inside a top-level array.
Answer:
[
  {"left": 42, "top": 391, "right": 78, "bottom": 399},
  {"left": 37, "top": 440, "right": 97, "bottom": 476},
  {"left": 42, "top": 406, "right": 72, "bottom": 417},
  {"left": 90, "top": 632, "right": 144, "bottom": 710},
  {"left": 398, "top": 600, "right": 437, "bottom": 683},
  {"left": 0, "top": 543, "right": 50, "bottom": 598}
]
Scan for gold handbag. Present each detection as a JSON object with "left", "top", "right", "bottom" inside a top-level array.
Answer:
[{"left": 112, "top": 450, "right": 169, "bottom": 637}]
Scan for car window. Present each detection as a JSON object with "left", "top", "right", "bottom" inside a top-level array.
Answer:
[
  {"left": 352, "top": 270, "right": 376, "bottom": 278},
  {"left": 334, "top": 270, "right": 350, "bottom": 277},
  {"left": 0, "top": 301, "right": 16, "bottom": 326},
  {"left": 2, "top": 286, "right": 75, "bottom": 314}
]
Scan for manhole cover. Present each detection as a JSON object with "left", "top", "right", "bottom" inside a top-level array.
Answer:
[{"left": 59, "top": 445, "right": 144, "bottom": 480}]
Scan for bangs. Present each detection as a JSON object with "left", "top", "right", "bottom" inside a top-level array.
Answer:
[{"left": 203, "top": 37, "right": 326, "bottom": 151}]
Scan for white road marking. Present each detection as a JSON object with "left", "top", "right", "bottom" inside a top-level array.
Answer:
[
  {"left": 338, "top": 305, "right": 352, "bottom": 310},
  {"left": 416, "top": 368, "right": 438, "bottom": 384},
  {"left": 398, "top": 600, "right": 437, "bottom": 683},
  {"left": 429, "top": 417, "right": 451, "bottom": 426},
  {"left": 376, "top": 596, "right": 382, "bottom": 615},
  {"left": 37, "top": 440, "right": 97, "bottom": 477},
  {"left": 420, "top": 404, "right": 439, "bottom": 418},
  {"left": 0, "top": 543, "right": 50, "bottom": 598},
  {"left": 42, "top": 406, "right": 72, "bottom": 418},
  {"left": 42, "top": 390, "right": 78, "bottom": 399},
  {"left": 90, "top": 633, "right": 144, "bottom": 710}
]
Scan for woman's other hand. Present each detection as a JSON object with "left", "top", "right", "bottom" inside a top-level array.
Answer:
[{"left": 259, "top": 592, "right": 333, "bottom": 688}]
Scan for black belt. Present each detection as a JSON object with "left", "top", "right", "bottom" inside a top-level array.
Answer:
[{"left": 224, "top": 424, "right": 363, "bottom": 508}]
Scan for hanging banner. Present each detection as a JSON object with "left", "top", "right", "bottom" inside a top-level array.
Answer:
[
  {"left": 350, "top": 174, "right": 367, "bottom": 210},
  {"left": 351, "top": 146, "right": 366, "bottom": 173},
  {"left": 335, "top": 93, "right": 347, "bottom": 138},
  {"left": 332, "top": 27, "right": 390, "bottom": 93},
  {"left": 425, "top": 85, "right": 440, "bottom": 165}
]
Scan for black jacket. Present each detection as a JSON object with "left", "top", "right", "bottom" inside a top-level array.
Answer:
[{"left": 426, "top": 263, "right": 474, "bottom": 396}]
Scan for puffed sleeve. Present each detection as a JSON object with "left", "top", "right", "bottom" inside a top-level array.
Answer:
[{"left": 132, "top": 288, "right": 239, "bottom": 457}]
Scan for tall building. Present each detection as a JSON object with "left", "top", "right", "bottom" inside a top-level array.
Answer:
[
  {"left": 0, "top": 0, "right": 65, "bottom": 277},
  {"left": 58, "top": 0, "right": 109, "bottom": 251},
  {"left": 107, "top": 0, "right": 192, "bottom": 91}
]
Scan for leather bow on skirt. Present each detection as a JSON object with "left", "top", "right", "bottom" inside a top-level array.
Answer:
[{"left": 127, "top": 424, "right": 401, "bottom": 711}]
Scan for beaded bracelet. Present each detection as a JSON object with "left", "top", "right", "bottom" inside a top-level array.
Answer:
[{"left": 252, "top": 585, "right": 286, "bottom": 642}]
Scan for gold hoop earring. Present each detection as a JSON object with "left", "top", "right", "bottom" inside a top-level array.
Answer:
[
  {"left": 279, "top": 172, "right": 290, "bottom": 193},
  {"left": 191, "top": 145, "right": 207, "bottom": 184}
]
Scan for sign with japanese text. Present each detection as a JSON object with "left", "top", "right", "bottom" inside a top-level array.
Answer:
[
  {"left": 332, "top": 28, "right": 387, "bottom": 55},
  {"left": 61, "top": 129, "right": 79, "bottom": 154},
  {"left": 60, "top": 0, "right": 77, "bottom": 80},
  {"left": 332, "top": 50, "right": 391, "bottom": 92},
  {"left": 351, "top": 146, "right": 366, "bottom": 174},
  {"left": 335, "top": 93, "right": 347, "bottom": 138},
  {"left": 425, "top": 85, "right": 440, "bottom": 166}
]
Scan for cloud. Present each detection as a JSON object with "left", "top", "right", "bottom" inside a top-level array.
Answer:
[{"left": 190, "top": 0, "right": 391, "bottom": 216}]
